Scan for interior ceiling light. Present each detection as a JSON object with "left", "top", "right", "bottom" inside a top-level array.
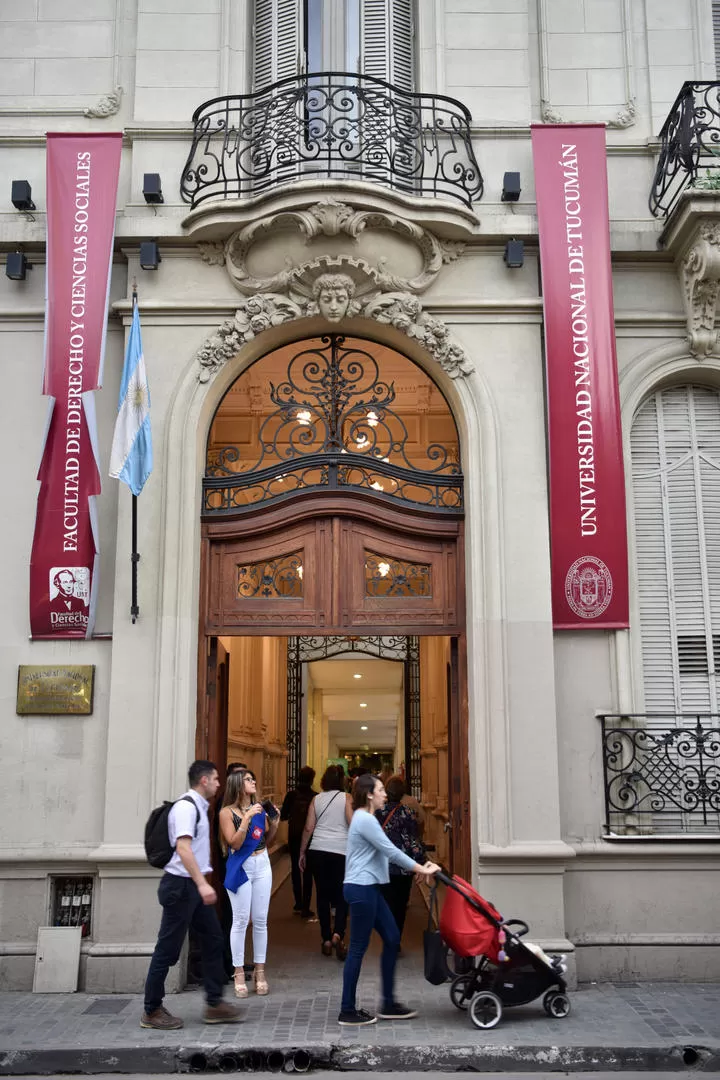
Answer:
[
  {"left": 353, "top": 673, "right": 362, "bottom": 679},
  {"left": 359, "top": 702, "right": 368, "bottom": 708},
  {"left": 360, "top": 724, "right": 368, "bottom": 731},
  {"left": 377, "top": 562, "right": 390, "bottom": 577},
  {"left": 371, "top": 481, "right": 384, "bottom": 491},
  {"left": 296, "top": 409, "right": 312, "bottom": 425},
  {"left": 366, "top": 411, "right": 379, "bottom": 427}
]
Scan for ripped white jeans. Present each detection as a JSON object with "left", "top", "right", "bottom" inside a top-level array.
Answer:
[{"left": 227, "top": 849, "right": 272, "bottom": 966}]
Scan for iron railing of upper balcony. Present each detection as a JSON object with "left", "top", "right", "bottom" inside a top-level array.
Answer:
[
  {"left": 600, "top": 714, "right": 720, "bottom": 837},
  {"left": 180, "top": 71, "right": 483, "bottom": 210},
  {"left": 649, "top": 81, "right": 720, "bottom": 218}
]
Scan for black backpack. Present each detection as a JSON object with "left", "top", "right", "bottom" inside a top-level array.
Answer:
[{"left": 144, "top": 795, "right": 201, "bottom": 869}]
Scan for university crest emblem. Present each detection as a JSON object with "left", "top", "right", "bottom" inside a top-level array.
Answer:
[{"left": 564, "top": 556, "right": 613, "bottom": 619}]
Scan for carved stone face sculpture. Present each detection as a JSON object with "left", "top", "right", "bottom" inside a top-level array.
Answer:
[{"left": 313, "top": 273, "right": 356, "bottom": 322}]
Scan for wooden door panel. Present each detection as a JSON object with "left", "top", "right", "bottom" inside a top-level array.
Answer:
[
  {"left": 341, "top": 520, "right": 459, "bottom": 631},
  {"left": 205, "top": 519, "right": 332, "bottom": 633}
]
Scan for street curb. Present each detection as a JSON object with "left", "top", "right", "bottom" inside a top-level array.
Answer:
[{"left": 1, "top": 1042, "right": 720, "bottom": 1074}]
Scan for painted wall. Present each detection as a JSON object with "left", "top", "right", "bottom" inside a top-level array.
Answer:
[{"left": 1, "top": 0, "right": 719, "bottom": 989}]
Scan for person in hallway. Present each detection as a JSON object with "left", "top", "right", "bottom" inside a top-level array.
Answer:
[
  {"left": 375, "top": 775, "right": 425, "bottom": 944},
  {"left": 339, "top": 774, "right": 440, "bottom": 1027},
  {"left": 141, "top": 760, "right": 244, "bottom": 1030},
  {"left": 280, "top": 765, "right": 317, "bottom": 917},
  {"left": 299, "top": 765, "right": 352, "bottom": 958},
  {"left": 219, "top": 768, "right": 279, "bottom": 998}
]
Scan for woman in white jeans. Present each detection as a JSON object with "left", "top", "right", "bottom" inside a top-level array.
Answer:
[{"left": 219, "top": 769, "right": 278, "bottom": 997}]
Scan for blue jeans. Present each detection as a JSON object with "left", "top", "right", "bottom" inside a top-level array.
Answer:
[
  {"left": 341, "top": 883, "right": 400, "bottom": 1013},
  {"left": 144, "top": 874, "right": 225, "bottom": 1013}
]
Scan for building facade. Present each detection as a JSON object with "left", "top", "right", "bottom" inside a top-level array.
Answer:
[{"left": 1, "top": 0, "right": 719, "bottom": 991}]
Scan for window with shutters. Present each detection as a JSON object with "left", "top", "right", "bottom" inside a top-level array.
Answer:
[
  {"left": 631, "top": 384, "right": 720, "bottom": 714},
  {"left": 252, "top": 0, "right": 414, "bottom": 91}
]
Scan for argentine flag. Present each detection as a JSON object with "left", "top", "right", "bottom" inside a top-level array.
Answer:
[{"left": 109, "top": 298, "right": 152, "bottom": 495}]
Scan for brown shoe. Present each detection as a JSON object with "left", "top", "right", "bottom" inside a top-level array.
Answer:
[
  {"left": 203, "top": 1000, "right": 245, "bottom": 1024},
  {"left": 140, "top": 1005, "right": 184, "bottom": 1030}
]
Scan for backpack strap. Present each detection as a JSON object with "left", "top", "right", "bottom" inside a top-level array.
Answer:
[{"left": 179, "top": 795, "right": 201, "bottom": 837}]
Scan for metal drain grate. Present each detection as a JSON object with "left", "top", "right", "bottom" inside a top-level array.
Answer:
[{"left": 82, "top": 998, "right": 131, "bottom": 1015}]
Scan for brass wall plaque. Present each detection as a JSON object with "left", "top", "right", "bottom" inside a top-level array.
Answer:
[{"left": 17, "top": 665, "right": 95, "bottom": 715}]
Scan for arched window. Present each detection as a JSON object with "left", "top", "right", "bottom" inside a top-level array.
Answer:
[
  {"left": 631, "top": 384, "right": 720, "bottom": 712},
  {"left": 252, "top": 0, "right": 414, "bottom": 91}
]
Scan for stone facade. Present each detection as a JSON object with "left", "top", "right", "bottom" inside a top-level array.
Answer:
[{"left": 0, "top": 0, "right": 719, "bottom": 992}]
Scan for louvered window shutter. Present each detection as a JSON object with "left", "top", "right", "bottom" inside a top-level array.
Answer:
[
  {"left": 360, "top": 0, "right": 414, "bottom": 90},
  {"left": 714, "top": 1, "right": 720, "bottom": 79},
  {"left": 253, "top": 0, "right": 302, "bottom": 91},
  {"left": 631, "top": 385, "right": 720, "bottom": 713}
]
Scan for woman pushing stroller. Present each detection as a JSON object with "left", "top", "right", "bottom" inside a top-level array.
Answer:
[{"left": 339, "top": 773, "right": 440, "bottom": 1027}]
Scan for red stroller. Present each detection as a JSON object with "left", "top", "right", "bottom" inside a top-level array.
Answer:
[{"left": 434, "top": 872, "right": 570, "bottom": 1029}]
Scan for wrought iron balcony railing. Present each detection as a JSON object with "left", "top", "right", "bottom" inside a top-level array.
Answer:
[
  {"left": 180, "top": 72, "right": 483, "bottom": 209},
  {"left": 600, "top": 714, "right": 720, "bottom": 836},
  {"left": 649, "top": 81, "right": 720, "bottom": 218}
]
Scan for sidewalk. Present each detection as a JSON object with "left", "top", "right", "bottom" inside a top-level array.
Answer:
[{"left": 1, "top": 876, "right": 718, "bottom": 1074}]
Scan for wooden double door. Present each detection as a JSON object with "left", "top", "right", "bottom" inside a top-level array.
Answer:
[{"left": 197, "top": 495, "right": 470, "bottom": 876}]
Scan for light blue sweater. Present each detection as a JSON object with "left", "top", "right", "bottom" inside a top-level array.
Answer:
[{"left": 344, "top": 809, "right": 418, "bottom": 885}]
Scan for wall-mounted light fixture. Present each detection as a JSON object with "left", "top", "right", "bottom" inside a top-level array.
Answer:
[
  {"left": 142, "top": 173, "right": 164, "bottom": 205},
  {"left": 11, "top": 181, "right": 36, "bottom": 211},
  {"left": 501, "top": 171, "right": 521, "bottom": 202},
  {"left": 139, "top": 240, "right": 161, "bottom": 270},
  {"left": 5, "top": 252, "right": 30, "bottom": 280},
  {"left": 504, "top": 239, "right": 524, "bottom": 268}
]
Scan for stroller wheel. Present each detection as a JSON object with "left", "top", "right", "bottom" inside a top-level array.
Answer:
[
  {"left": 543, "top": 990, "right": 571, "bottom": 1018},
  {"left": 450, "top": 973, "right": 473, "bottom": 1010},
  {"left": 469, "top": 990, "right": 503, "bottom": 1030}
]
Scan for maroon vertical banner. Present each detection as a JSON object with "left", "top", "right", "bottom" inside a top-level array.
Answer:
[
  {"left": 30, "top": 133, "right": 122, "bottom": 639},
  {"left": 531, "top": 124, "right": 629, "bottom": 629}
]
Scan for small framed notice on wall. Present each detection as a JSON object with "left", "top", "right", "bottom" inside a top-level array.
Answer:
[{"left": 16, "top": 665, "right": 95, "bottom": 715}]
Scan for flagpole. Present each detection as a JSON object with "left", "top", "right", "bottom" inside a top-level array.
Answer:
[{"left": 130, "top": 281, "right": 140, "bottom": 624}]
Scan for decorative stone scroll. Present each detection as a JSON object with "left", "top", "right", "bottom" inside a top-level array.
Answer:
[
  {"left": 84, "top": 86, "right": 123, "bottom": 119},
  {"left": 196, "top": 260, "right": 473, "bottom": 383},
  {"left": 680, "top": 222, "right": 720, "bottom": 358},
  {"left": 197, "top": 196, "right": 465, "bottom": 296}
]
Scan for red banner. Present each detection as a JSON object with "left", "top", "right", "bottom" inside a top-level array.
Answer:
[
  {"left": 30, "top": 133, "right": 122, "bottom": 639},
  {"left": 531, "top": 124, "right": 629, "bottom": 629}
]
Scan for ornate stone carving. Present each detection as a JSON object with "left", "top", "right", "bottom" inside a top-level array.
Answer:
[
  {"left": 195, "top": 258, "right": 473, "bottom": 382},
  {"left": 84, "top": 86, "right": 123, "bottom": 119},
  {"left": 198, "top": 242, "right": 226, "bottom": 266},
  {"left": 196, "top": 294, "right": 302, "bottom": 383},
  {"left": 607, "top": 97, "right": 637, "bottom": 130},
  {"left": 306, "top": 273, "right": 363, "bottom": 321},
  {"left": 680, "top": 223, "right": 720, "bottom": 358},
  {"left": 206, "top": 196, "right": 465, "bottom": 295}
]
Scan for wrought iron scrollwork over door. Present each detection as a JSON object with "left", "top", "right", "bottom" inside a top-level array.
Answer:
[{"left": 285, "top": 634, "right": 421, "bottom": 795}]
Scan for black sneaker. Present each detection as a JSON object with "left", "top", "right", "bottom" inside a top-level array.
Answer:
[
  {"left": 377, "top": 1002, "right": 418, "bottom": 1020},
  {"left": 338, "top": 1008, "right": 377, "bottom": 1026}
]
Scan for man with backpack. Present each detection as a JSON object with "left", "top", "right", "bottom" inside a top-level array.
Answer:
[
  {"left": 280, "top": 766, "right": 317, "bottom": 918},
  {"left": 141, "top": 760, "right": 244, "bottom": 1029}
]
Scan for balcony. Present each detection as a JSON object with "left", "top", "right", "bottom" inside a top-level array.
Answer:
[
  {"left": 180, "top": 72, "right": 483, "bottom": 210},
  {"left": 649, "top": 81, "right": 720, "bottom": 218},
  {"left": 600, "top": 714, "right": 720, "bottom": 837}
]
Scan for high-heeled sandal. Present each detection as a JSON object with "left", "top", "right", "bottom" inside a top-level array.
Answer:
[
  {"left": 233, "top": 969, "right": 248, "bottom": 999},
  {"left": 254, "top": 965, "right": 269, "bottom": 995}
]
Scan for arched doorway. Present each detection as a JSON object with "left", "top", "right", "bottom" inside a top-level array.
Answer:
[{"left": 196, "top": 333, "right": 470, "bottom": 875}]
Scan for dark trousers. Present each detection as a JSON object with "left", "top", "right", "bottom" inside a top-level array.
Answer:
[
  {"left": 309, "top": 849, "right": 348, "bottom": 943},
  {"left": 341, "top": 882, "right": 400, "bottom": 1013},
  {"left": 144, "top": 873, "right": 225, "bottom": 1013},
  {"left": 288, "top": 837, "right": 313, "bottom": 913},
  {"left": 380, "top": 873, "right": 413, "bottom": 941}
]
